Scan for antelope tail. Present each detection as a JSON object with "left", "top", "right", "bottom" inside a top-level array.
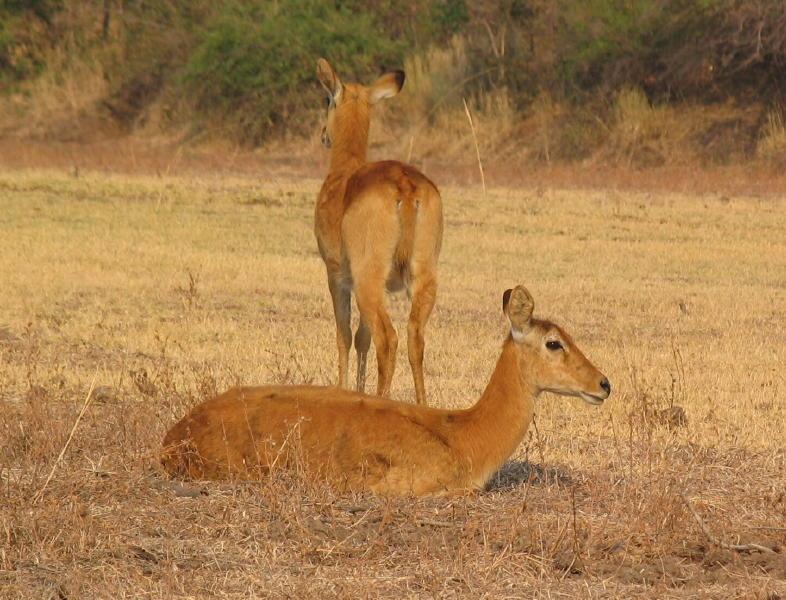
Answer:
[{"left": 394, "top": 172, "right": 418, "bottom": 266}]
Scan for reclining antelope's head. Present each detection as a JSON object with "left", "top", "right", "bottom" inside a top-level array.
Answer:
[
  {"left": 503, "top": 285, "right": 611, "bottom": 405},
  {"left": 316, "top": 58, "right": 405, "bottom": 150}
]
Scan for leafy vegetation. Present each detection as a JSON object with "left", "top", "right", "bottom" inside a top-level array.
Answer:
[
  {"left": 183, "top": 0, "right": 402, "bottom": 142},
  {"left": 0, "top": 0, "right": 784, "bottom": 160}
]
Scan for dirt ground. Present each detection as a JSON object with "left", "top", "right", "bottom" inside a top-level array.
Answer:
[
  {"left": 1, "top": 165, "right": 785, "bottom": 598},
  {"left": 3, "top": 136, "right": 786, "bottom": 196}
]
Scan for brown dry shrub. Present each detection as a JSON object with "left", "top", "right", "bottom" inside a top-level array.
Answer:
[
  {"left": 605, "top": 87, "right": 695, "bottom": 167},
  {"left": 757, "top": 108, "right": 786, "bottom": 167}
]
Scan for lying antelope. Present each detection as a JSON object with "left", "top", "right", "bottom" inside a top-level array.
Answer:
[
  {"left": 161, "top": 285, "right": 611, "bottom": 496},
  {"left": 315, "top": 58, "right": 443, "bottom": 405}
]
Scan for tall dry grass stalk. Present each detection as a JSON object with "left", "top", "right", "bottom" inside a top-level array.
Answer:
[
  {"left": 32, "top": 371, "right": 98, "bottom": 504},
  {"left": 462, "top": 97, "right": 486, "bottom": 195}
]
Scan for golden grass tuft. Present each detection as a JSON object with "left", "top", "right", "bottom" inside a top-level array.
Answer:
[
  {"left": 398, "top": 36, "right": 469, "bottom": 123},
  {"left": 374, "top": 37, "right": 519, "bottom": 168},
  {"left": 0, "top": 170, "right": 785, "bottom": 597},
  {"left": 606, "top": 87, "right": 693, "bottom": 167},
  {"left": 0, "top": 47, "right": 110, "bottom": 141},
  {"left": 756, "top": 108, "right": 786, "bottom": 167},
  {"left": 528, "top": 91, "right": 562, "bottom": 164}
]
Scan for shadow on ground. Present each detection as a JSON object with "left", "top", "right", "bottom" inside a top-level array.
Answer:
[{"left": 486, "top": 460, "right": 574, "bottom": 492}]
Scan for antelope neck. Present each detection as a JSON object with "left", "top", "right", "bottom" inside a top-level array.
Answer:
[
  {"left": 455, "top": 338, "right": 537, "bottom": 482},
  {"left": 328, "top": 101, "right": 370, "bottom": 173}
]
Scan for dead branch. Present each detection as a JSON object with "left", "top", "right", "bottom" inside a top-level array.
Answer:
[
  {"left": 680, "top": 492, "right": 775, "bottom": 554},
  {"left": 462, "top": 98, "right": 487, "bottom": 197},
  {"left": 416, "top": 518, "right": 454, "bottom": 528},
  {"left": 33, "top": 372, "right": 98, "bottom": 504}
]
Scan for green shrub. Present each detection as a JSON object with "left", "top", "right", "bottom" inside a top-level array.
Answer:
[
  {"left": 548, "top": 0, "right": 672, "bottom": 95},
  {"left": 183, "top": 0, "right": 402, "bottom": 144},
  {"left": 426, "top": 0, "right": 469, "bottom": 41},
  {"left": 98, "top": 1, "right": 214, "bottom": 126}
]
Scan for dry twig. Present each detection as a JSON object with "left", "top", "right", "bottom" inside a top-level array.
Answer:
[
  {"left": 33, "top": 372, "right": 98, "bottom": 504},
  {"left": 462, "top": 98, "right": 486, "bottom": 197},
  {"left": 680, "top": 492, "right": 775, "bottom": 554},
  {"left": 416, "top": 518, "right": 454, "bottom": 528}
]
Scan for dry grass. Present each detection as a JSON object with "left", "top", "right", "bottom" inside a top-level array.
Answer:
[
  {"left": 372, "top": 38, "right": 519, "bottom": 168},
  {"left": 0, "top": 48, "right": 111, "bottom": 141},
  {"left": 398, "top": 37, "right": 469, "bottom": 124},
  {"left": 605, "top": 88, "right": 698, "bottom": 167},
  {"left": 757, "top": 109, "right": 786, "bottom": 167},
  {"left": 1, "top": 168, "right": 785, "bottom": 598},
  {"left": 528, "top": 92, "right": 563, "bottom": 164}
]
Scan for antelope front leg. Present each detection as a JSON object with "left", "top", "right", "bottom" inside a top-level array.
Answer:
[{"left": 327, "top": 276, "right": 352, "bottom": 389}]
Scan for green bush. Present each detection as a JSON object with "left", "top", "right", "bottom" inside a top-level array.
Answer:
[
  {"left": 183, "top": 0, "right": 403, "bottom": 144},
  {"left": 546, "top": 0, "right": 678, "bottom": 95},
  {"left": 543, "top": 0, "right": 785, "bottom": 102},
  {"left": 99, "top": 1, "right": 213, "bottom": 126},
  {"left": 425, "top": 0, "right": 469, "bottom": 42}
]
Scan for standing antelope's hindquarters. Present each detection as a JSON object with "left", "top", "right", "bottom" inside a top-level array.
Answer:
[
  {"left": 314, "top": 57, "right": 443, "bottom": 405},
  {"left": 161, "top": 284, "right": 611, "bottom": 496}
]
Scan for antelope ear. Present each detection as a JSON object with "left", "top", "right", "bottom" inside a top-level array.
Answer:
[
  {"left": 317, "top": 58, "right": 342, "bottom": 99},
  {"left": 503, "top": 285, "right": 534, "bottom": 340},
  {"left": 369, "top": 70, "right": 405, "bottom": 104}
]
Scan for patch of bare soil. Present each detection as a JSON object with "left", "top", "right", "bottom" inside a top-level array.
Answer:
[{"left": 2, "top": 136, "right": 786, "bottom": 197}]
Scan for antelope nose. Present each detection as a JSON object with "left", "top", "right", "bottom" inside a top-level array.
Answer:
[{"left": 599, "top": 378, "right": 611, "bottom": 396}]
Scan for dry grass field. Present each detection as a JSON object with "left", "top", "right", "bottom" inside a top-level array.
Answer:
[{"left": 1, "top": 168, "right": 785, "bottom": 598}]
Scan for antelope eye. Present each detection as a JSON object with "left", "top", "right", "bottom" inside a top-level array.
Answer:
[
  {"left": 545, "top": 340, "right": 563, "bottom": 351},
  {"left": 324, "top": 96, "right": 332, "bottom": 108}
]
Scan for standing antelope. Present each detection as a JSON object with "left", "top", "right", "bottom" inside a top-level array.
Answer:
[
  {"left": 314, "top": 58, "right": 443, "bottom": 405},
  {"left": 161, "top": 285, "right": 611, "bottom": 496}
]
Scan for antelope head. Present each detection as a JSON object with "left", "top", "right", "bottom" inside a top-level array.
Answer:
[
  {"left": 503, "top": 285, "right": 611, "bottom": 405},
  {"left": 316, "top": 58, "right": 405, "bottom": 149}
]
